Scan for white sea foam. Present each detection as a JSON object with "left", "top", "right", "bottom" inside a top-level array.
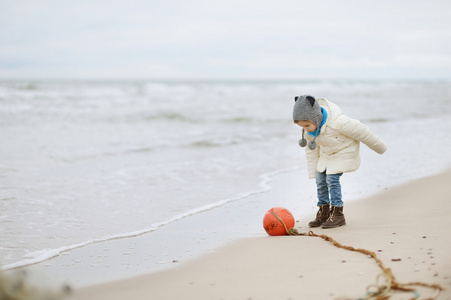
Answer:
[{"left": 1, "top": 166, "right": 298, "bottom": 270}]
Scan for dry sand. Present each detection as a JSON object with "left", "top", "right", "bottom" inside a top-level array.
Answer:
[{"left": 68, "top": 170, "right": 451, "bottom": 300}]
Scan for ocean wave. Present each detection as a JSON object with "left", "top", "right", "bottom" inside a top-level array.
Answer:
[
  {"left": 143, "top": 112, "right": 196, "bottom": 122},
  {"left": 365, "top": 118, "right": 390, "bottom": 123},
  {"left": 0, "top": 166, "right": 299, "bottom": 271},
  {"left": 222, "top": 117, "right": 255, "bottom": 123},
  {"left": 54, "top": 146, "right": 158, "bottom": 163}
]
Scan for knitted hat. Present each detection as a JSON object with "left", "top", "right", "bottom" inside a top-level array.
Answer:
[{"left": 293, "top": 95, "right": 323, "bottom": 127}]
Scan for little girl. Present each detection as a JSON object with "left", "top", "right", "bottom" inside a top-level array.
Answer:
[{"left": 293, "top": 95, "right": 386, "bottom": 228}]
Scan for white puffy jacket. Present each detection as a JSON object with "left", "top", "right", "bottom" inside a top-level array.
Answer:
[{"left": 303, "top": 98, "right": 387, "bottom": 179}]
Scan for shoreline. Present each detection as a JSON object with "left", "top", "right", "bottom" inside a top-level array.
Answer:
[
  {"left": 9, "top": 167, "right": 317, "bottom": 288},
  {"left": 67, "top": 169, "right": 451, "bottom": 300},
  {"left": 1, "top": 167, "right": 300, "bottom": 272}
]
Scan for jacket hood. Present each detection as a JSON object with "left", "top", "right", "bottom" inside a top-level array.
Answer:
[{"left": 317, "top": 98, "right": 342, "bottom": 127}]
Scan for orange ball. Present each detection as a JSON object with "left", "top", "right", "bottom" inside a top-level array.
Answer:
[{"left": 263, "top": 207, "right": 295, "bottom": 236}]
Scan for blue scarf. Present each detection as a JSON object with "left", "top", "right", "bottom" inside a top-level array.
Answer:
[{"left": 308, "top": 107, "right": 328, "bottom": 137}]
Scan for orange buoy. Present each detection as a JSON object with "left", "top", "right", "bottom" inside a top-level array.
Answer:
[{"left": 263, "top": 207, "right": 295, "bottom": 236}]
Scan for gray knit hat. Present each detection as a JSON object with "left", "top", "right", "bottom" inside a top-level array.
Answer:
[{"left": 293, "top": 95, "right": 323, "bottom": 127}]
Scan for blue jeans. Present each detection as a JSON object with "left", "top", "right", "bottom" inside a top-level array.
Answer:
[{"left": 316, "top": 171, "right": 343, "bottom": 207}]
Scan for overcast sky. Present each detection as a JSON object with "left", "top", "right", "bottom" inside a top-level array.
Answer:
[{"left": 1, "top": 0, "right": 450, "bottom": 80}]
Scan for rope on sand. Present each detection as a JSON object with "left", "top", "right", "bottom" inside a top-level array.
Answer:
[{"left": 270, "top": 211, "right": 443, "bottom": 300}]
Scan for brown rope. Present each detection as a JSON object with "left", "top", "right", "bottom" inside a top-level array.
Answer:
[{"left": 270, "top": 211, "right": 443, "bottom": 300}]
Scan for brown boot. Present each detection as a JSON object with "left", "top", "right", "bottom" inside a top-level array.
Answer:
[
  {"left": 321, "top": 205, "right": 346, "bottom": 229},
  {"left": 308, "top": 204, "right": 330, "bottom": 227}
]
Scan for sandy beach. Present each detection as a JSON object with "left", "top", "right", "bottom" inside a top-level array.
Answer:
[{"left": 67, "top": 169, "right": 451, "bottom": 300}]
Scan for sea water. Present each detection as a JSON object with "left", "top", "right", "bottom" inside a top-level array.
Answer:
[{"left": 1, "top": 79, "right": 451, "bottom": 270}]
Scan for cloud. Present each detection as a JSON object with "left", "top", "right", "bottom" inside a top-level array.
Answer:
[{"left": 1, "top": 0, "right": 451, "bottom": 79}]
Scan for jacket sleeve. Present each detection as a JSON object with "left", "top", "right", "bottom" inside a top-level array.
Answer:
[
  {"left": 305, "top": 146, "right": 320, "bottom": 179},
  {"left": 338, "top": 116, "right": 387, "bottom": 154}
]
